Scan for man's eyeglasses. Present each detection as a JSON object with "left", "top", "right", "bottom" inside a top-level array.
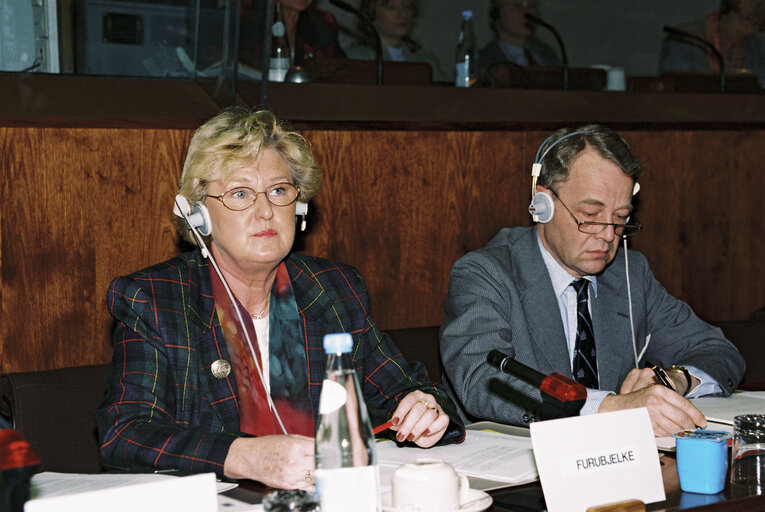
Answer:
[
  {"left": 549, "top": 188, "right": 642, "bottom": 237},
  {"left": 207, "top": 183, "right": 300, "bottom": 211}
]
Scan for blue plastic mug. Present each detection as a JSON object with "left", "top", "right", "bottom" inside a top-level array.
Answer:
[{"left": 673, "top": 430, "right": 730, "bottom": 494}]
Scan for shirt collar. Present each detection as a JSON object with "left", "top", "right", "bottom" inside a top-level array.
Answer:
[{"left": 536, "top": 230, "right": 598, "bottom": 298}]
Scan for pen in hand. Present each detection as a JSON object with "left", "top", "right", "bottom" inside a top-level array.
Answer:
[
  {"left": 651, "top": 365, "right": 676, "bottom": 392},
  {"left": 373, "top": 419, "right": 394, "bottom": 435}
]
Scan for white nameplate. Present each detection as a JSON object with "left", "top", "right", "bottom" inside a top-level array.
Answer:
[{"left": 530, "top": 407, "right": 665, "bottom": 512}]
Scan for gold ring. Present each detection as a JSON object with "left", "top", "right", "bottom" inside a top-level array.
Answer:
[
  {"left": 416, "top": 399, "right": 428, "bottom": 406},
  {"left": 304, "top": 470, "right": 313, "bottom": 482}
]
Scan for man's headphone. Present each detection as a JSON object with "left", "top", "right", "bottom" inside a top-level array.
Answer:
[
  {"left": 173, "top": 195, "right": 309, "bottom": 239},
  {"left": 528, "top": 130, "right": 639, "bottom": 224}
]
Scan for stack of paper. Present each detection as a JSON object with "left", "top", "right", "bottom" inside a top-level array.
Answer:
[{"left": 376, "top": 429, "right": 538, "bottom": 491}]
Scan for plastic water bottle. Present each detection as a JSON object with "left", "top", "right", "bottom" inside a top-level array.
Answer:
[
  {"left": 268, "top": 3, "right": 290, "bottom": 82},
  {"left": 455, "top": 10, "right": 477, "bottom": 87},
  {"left": 314, "top": 333, "right": 380, "bottom": 512}
]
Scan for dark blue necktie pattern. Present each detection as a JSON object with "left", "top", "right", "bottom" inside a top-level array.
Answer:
[{"left": 572, "top": 279, "right": 599, "bottom": 389}]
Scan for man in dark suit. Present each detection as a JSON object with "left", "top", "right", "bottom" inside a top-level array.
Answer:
[
  {"left": 478, "top": 0, "right": 560, "bottom": 79},
  {"left": 440, "top": 125, "right": 745, "bottom": 437}
]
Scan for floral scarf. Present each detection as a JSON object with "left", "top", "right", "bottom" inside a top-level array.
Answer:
[{"left": 211, "top": 262, "right": 314, "bottom": 437}]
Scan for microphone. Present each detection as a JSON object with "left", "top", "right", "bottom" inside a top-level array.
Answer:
[
  {"left": 663, "top": 25, "right": 725, "bottom": 93},
  {"left": 524, "top": 12, "right": 568, "bottom": 90},
  {"left": 487, "top": 349, "right": 586, "bottom": 420},
  {"left": 329, "top": 0, "right": 384, "bottom": 86}
]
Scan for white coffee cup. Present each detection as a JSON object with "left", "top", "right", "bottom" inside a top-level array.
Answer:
[
  {"left": 391, "top": 458, "right": 469, "bottom": 512},
  {"left": 591, "top": 64, "right": 626, "bottom": 91}
]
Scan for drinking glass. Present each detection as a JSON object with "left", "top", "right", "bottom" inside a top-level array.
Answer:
[{"left": 730, "top": 414, "right": 765, "bottom": 498}]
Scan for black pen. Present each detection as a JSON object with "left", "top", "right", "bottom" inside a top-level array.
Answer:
[{"left": 651, "top": 365, "right": 676, "bottom": 392}]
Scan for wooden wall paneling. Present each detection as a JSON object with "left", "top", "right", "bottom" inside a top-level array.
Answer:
[
  {"left": 3, "top": 127, "right": 97, "bottom": 371},
  {"left": 621, "top": 129, "right": 765, "bottom": 323},
  {"left": 626, "top": 130, "right": 695, "bottom": 315},
  {"left": 2, "top": 124, "right": 764, "bottom": 373},
  {"left": 94, "top": 128, "right": 193, "bottom": 364},
  {"left": 301, "top": 129, "right": 537, "bottom": 330},
  {"left": 714, "top": 129, "right": 765, "bottom": 319}
]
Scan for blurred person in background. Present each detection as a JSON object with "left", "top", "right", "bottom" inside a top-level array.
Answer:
[
  {"left": 239, "top": 0, "right": 346, "bottom": 71},
  {"left": 478, "top": 0, "right": 560, "bottom": 79},
  {"left": 344, "top": 0, "right": 446, "bottom": 82},
  {"left": 660, "top": 0, "right": 765, "bottom": 86}
]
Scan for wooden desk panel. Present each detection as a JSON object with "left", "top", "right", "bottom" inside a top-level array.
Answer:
[{"left": 1, "top": 77, "right": 764, "bottom": 372}]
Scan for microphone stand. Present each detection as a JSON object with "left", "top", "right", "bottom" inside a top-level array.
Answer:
[
  {"left": 258, "top": 0, "right": 276, "bottom": 108},
  {"left": 329, "top": 0, "right": 383, "bottom": 85},
  {"left": 525, "top": 12, "right": 568, "bottom": 90},
  {"left": 663, "top": 25, "right": 726, "bottom": 93}
]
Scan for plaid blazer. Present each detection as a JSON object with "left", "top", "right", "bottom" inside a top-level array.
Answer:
[{"left": 95, "top": 249, "right": 463, "bottom": 477}]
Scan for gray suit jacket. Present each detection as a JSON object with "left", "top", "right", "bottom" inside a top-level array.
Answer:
[
  {"left": 478, "top": 38, "right": 561, "bottom": 78},
  {"left": 440, "top": 227, "right": 745, "bottom": 426}
]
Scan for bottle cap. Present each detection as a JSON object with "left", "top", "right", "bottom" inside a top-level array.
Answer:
[
  {"left": 272, "top": 21, "right": 285, "bottom": 37},
  {"left": 462, "top": 10, "right": 473, "bottom": 19},
  {"left": 323, "top": 333, "right": 353, "bottom": 354}
]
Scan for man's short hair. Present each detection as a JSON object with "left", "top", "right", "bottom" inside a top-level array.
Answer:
[{"left": 537, "top": 124, "right": 643, "bottom": 189}]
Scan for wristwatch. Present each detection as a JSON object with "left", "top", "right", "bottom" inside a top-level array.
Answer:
[{"left": 667, "top": 365, "right": 692, "bottom": 396}]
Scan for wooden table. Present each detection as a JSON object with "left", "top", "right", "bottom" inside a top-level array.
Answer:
[{"left": 489, "top": 454, "right": 765, "bottom": 511}]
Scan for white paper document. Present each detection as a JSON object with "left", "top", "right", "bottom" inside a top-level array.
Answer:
[
  {"left": 693, "top": 391, "right": 765, "bottom": 423},
  {"left": 376, "top": 428, "right": 537, "bottom": 490},
  {"left": 530, "top": 407, "right": 665, "bottom": 512},
  {"left": 656, "top": 391, "right": 765, "bottom": 450}
]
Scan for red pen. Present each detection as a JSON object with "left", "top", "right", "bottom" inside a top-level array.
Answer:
[{"left": 373, "top": 419, "right": 394, "bottom": 435}]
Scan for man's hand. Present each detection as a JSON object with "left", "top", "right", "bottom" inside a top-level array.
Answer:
[
  {"left": 619, "top": 367, "right": 659, "bottom": 393},
  {"left": 599, "top": 384, "right": 706, "bottom": 437},
  {"left": 620, "top": 367, "right": 700, "bottom": 396}
]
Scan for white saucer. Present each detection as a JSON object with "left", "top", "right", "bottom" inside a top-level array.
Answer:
[{"left": 381, "top": 488, "right": 493, "bottom": 512}]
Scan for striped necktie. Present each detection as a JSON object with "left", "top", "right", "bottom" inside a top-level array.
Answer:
[{"left": 572, "top": 279, "right": 599, "bottom": 389}]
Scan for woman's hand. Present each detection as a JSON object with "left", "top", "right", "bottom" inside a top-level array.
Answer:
[
  {"left": 388, "top": 391, "right": 450, "bottom": 448},
  {"left": 224, "top": 434, "right": 315, "bottom": 489}
]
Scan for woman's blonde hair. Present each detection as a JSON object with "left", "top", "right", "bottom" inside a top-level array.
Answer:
[{"left": 175, "top": 108, "right": 322, "bottom": 244}]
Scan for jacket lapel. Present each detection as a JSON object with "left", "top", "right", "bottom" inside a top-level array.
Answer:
[
  {"left": 591, "top": 260, "right": 639, "bottom": 391},
  {"left": 184, "top": 251, "right": 241, "bottom": 431},
  {"left": 512, "top": 229, "right": 572, "bottom": 376}
]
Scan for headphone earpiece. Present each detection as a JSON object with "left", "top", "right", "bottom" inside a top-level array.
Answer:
[
  {"left": 528, "top": 130, "right": 594, "bottom": 224},
  {"left": 296, "top": 201, "right": 308, "bottom": 232},
  {"left": 173, "top": 194, "right": 213, "bottom": 237},
  {"left": 529, "top": 191, "right": 554, "bottom": 223}
]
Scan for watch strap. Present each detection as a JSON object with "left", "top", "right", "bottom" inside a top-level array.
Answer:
[{"left": 667, "top": 365, "right": 692, "bottom": 397}]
